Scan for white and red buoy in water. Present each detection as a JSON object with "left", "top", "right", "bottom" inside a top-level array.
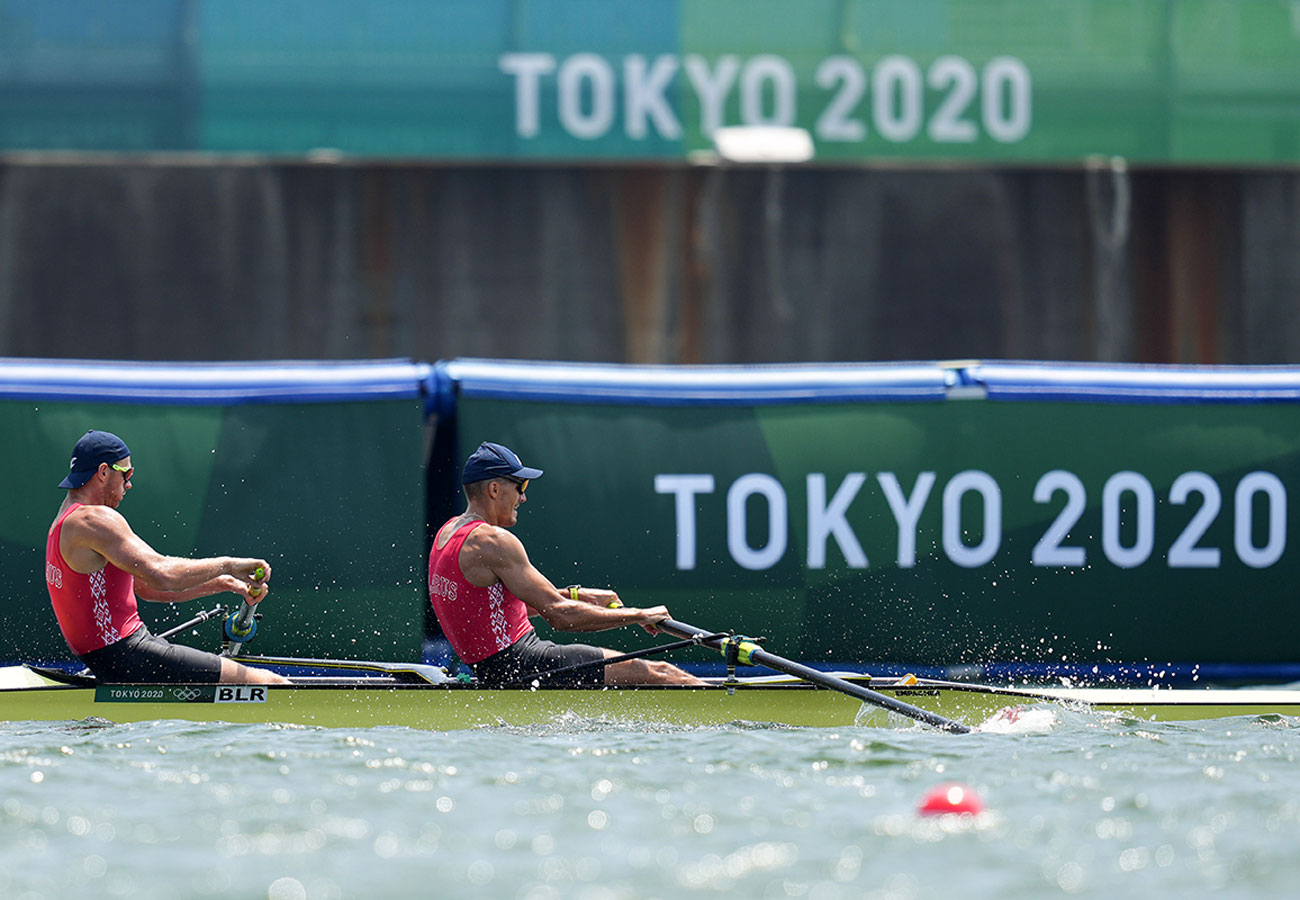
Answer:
[{"left": 917, "top": 782, "right": 984, "bottom": 816}]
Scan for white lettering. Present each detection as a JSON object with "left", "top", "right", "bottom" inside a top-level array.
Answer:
[
  {"left": 814, "top": 56, "right": 867, "bottom": 142},
  {"left": 624, "top": 55, "right": 681, "bottom": 139},
  {"left": 1168, "top": 471, "right": 1221, "bottom": 568},
  {"left": 654, "top": 474, "right": 716, "bottom": 570},
  {"left": 429, "top": 572, "right": 458, "bottom": 602},
  {"left": 927, "top": 56, "right": 978, "bottom": 142},
  {"left": 558, "top": 53, "right": 615, "bottom": 139},
  {"left": 983, "top": 56, "right": 1033, "bottom": 142},
  {"left": 740, "top": 55, "right": 796, "bottom": 126},
  {"left": 942, "top": 470, "right": 1001, "bottom": 567},
  {"left": 807, "top": 473, "right": 868, "bottom": 569},
  {"left": 501, "top": 52, "right": 1034, "bottom": 147},
  {"left": 499, "top": 53, "right": 556, "bottom": 138},
  {"left": 655, "top": 467, "right": 1284, "bottom": 573},
  {"left": 684, "top": 54, "right": 740, "bottom": 137},
  {"left": 727, "top": 474, "right": 787, "bottom": 570},
  {"left": 1031, "top": 470, "right": 1087, "bottom": 566},
  {"left": 1235, "top": 471, "right": 1287, "bottom": 568},
  {"left": 877, "top": 472, "right": 935, "bottom": 568},
  {"left": 873, "top": 55, "right": 923, "bottom": 142},
  {"left": 1102, "top": 471, "right": 1155, "bottom": 568}
]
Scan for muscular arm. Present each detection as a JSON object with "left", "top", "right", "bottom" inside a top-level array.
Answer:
[
  {"left": 461, "top": 525, "right": 665, "bottom": 633},
  {"left": 61, "top": 504, "right": 269, "bottom": 602},
  {"left": 135, "top": 575, "right": 251, "bottom": 604}
]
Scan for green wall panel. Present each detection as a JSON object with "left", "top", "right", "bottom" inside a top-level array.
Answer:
[
  {"left": 9, "top": 398, "right": 426, "bottom": 662},
  {"left": 454, "top": 394, "right": 1299, "bottom": 666}
]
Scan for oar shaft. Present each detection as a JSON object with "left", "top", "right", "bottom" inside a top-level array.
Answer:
[
  {"left": 659, "top": 619, "right": 971, "bottom": 734},
  {"left": 156, "top": 605, "right": 225, "bottom": 642}
]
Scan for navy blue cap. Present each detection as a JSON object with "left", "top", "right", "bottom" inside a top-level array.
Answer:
[
  {"left": 461, "top": 441, "right": 543, "bottom": 485},
  {"left": 59, "top": 430, "right": 131, "bottom": 489}
]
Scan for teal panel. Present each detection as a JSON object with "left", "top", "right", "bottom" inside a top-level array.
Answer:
[
  {"left": 197, "top": 0, "right": 682, "bottom": 158},
  {"left": 0, "top": 0, "right": 1298, "bottom": 162}
]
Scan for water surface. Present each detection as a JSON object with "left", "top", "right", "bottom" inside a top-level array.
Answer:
[{"left": 2, "top": 706, "right": 1297, "bottom": 898}]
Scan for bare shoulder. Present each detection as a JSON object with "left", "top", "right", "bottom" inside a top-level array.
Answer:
[
  {"left": 464, "top": 523, "right": 529, "bottom": 566},
  {"left": 58, "top": 503, "right": 139, "bottom": 574},
  {"left": 464, "top": 522, "right": 521, "bottom": 552},
  {"left": 64, "top": 503, "right": 129, "bottom": 536}
]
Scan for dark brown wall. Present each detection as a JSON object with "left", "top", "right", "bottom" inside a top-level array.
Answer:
[{"left": 0, "top": 160, "right": 1295, "bottom": 365}]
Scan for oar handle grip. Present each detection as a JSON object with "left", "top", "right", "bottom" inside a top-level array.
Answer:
[
  {"left": 248, "top": 565, "right": 267, "bottom": 597},
  {"left": 220, "top": 566, "right": 268, "bottom": 658}
]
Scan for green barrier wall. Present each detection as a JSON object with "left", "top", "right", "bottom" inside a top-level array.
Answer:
[
  {"left": 9, "top": 398, "right": 427, "bottom": 662},
  {"left": 454, "top": 395, "right": 1299, "bottom": 669},
  {"left": 1, "top": 1, "right": 1297, "bottom": 163}
]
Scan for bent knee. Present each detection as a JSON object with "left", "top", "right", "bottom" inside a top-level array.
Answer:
[{"left": 219, "top": 659, "right": 288, "bottom": 685}]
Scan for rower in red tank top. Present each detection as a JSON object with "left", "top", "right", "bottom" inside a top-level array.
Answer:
[
  {"left": 428, "top": 519, "right": 532, "bottom": 664},
  {"left": 46, "top": 501, "right": 143, "bottom": 655},
  {"left": 44, "top": 429, "right": 286, "bottom": 685},
  {"left": 426, "top": 441, "right": 703, "bottom": 687}
]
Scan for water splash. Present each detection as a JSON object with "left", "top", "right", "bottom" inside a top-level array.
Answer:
[{"left": 978, "top": 704, "right": 1059, "bottom": 734}]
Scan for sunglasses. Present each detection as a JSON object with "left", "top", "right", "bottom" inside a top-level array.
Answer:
[
  {"left": 507, "top": 478, "right": 529, "bottom": 495},
  {"left": 110, "top": 462, "right": 134, "bottom": 483}
]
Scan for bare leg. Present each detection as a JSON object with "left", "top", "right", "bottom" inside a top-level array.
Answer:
[
  {"left": 219, "top": 658, "right": 289, "bottom": 685},
  {"left": 601, "top": 650, "right": 705, "bottom": 685}
]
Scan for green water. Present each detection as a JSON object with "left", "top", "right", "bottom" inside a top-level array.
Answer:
[{"left": 2, "top": 709, "right": 1297, "bottom": 899}]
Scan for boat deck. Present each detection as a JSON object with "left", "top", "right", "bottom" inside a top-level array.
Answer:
[{"left": 4, "top": 663, "right": 1300, "bottom": 730}]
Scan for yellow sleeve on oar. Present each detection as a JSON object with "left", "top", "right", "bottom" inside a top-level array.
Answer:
[{"left": 719, "top": 636, "right": 761, "bottom": 666}]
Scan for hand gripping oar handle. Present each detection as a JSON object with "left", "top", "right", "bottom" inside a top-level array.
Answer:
[
  {"left": 221, "top": 566, "right": 266, "bottom": 658},
  {"left": 658, "top": 619, "right": 971, "bottom": 734}
]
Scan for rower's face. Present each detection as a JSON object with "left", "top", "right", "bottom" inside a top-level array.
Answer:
[
  {"left": 500, "top": 477, "right": 527, "bottom": 523},
  {"left": 104, "top": 457, "right": 133, "bottom": 508}
]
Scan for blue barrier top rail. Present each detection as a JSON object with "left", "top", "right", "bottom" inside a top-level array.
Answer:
[
  {"left": 0, "top": 358, "right": 436, "bottom": 405},
  {"left": 434, "top": 358, "right": 953, "bottom": 407},
  {"left": 6, "top": 357, "right": 1300, "bottom": 408},
  {"left": 970, "top": 361, "right": 1300, "bottom": 403},
  {"left": 435, "top": 358, "right": 1300, "bottom": 408}
]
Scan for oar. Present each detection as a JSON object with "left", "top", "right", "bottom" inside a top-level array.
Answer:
[{"left": 657, "top": 619, "right": 972, "bottom": 734}]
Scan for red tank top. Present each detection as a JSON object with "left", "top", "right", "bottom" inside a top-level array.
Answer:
[
  {"left": 45, "top": 503, "right": 143, "bottom": 655},
  {"left": 428, "top": 519, "right": 533, "bottom": 664}
]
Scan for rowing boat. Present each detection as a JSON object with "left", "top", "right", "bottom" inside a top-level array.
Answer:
[{"left": 4, "top": 658, "right": 1299, "bottom": 730}]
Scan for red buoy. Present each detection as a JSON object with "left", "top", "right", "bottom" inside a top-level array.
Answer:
[{"left": 917, "top": 782, "right": 984, "bottom": 816}]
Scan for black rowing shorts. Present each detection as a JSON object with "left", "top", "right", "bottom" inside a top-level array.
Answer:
[
  {"left": 78, "top": 626, "right": 224, "bottom": 684},
  {"left": 473, "top": 631, "right": 607, "bottom": 687}
]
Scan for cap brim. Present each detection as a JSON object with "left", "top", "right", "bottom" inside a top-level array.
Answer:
[
  {"left": 58, "top": 471, "right": 92, "bottom": 489},
  {"left": 513, "top": 466, "right": 543, "bottom": 480}
]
